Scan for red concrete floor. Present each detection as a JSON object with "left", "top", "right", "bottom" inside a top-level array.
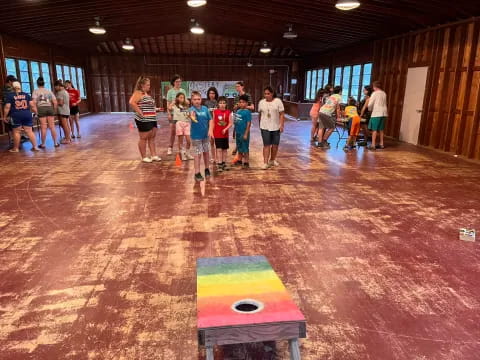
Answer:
[{"left": 0, "top": 114, "right": 479, "bottom": 360}]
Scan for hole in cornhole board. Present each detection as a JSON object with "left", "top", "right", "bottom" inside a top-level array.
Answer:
[{"left": 232, "top": 299, "right": 264, "bottom": 314}]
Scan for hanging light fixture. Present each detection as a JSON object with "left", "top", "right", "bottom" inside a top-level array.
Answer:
[
  {"left": 122, "top": 38, "right": 135, "bottom": 51},
  {"left": 89, "top": 17, "right": 106, "bottom": 35},
  {"left": 283, "top": 24, "right": 298, "bottom": 39},
  {"left": 187, "top": 0, "right": 207, "bottom": 7},
  {"left": 335, "top": 0, "right": 360, "bottom": 10},
  {"left": 260, "top": 42, "right": 271, "bottom": 54},
  {"left": 190, "top": 19, "right": 205, "bottom": 35}
]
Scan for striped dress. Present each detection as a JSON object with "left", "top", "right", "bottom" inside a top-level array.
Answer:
[{"left": 134, "top": 93, "right": 157, "bottom": 122}]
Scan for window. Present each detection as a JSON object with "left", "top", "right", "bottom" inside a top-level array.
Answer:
[
  {"left": 4, "top": 58, "right": 53, "bottom": 94},
  {"left": 331, "top": 63, "right": 373, "bottom": 103},
  {"left": 304, "top": 67, "right": 330, "bottom": 101},
  {"left": 56, "top": 64, "right": 87, "bottom": 98}
]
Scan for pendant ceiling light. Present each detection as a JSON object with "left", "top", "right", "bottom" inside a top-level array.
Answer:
[
  {"left": 335, "top": 0, "right": 360, "bottom": 10},
  {"left": 260, "top": 42, "right": 271, "bottom": 54},
  {"left": 190, "top": 19, "right": 205, "bottom": 35},
  {"left": 122, "top": 38, "right": 135, "bottom": 51},
  {"left": 283, "top": 24, "right": 298, "bottom": 39},
  {"left": 187, "top": 0, "right": 207, "bottom": 7},
  {"left": 89, "top": 17, "right": 106, "bottom": 35}
]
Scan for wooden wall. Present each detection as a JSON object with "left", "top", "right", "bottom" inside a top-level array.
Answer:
[
  {"left": 86, "top": 55, "right": 300, "bottom": 112},
  {"left": 373, "top": 18, "right": 480, "bottom": 160}
]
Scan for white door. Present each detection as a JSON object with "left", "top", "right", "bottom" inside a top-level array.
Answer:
[{"left": 399, "top": 67, "right": 429, "bottom": 145}]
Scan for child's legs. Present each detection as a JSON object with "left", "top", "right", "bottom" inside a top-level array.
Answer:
[
  {"left": 74, "top": 113, "right": 80, "bottom": 134},
  {"left": 177, "top": 135, "right": 184, "bottom": 151},
  {"left": 222, "top": 149, "right": 227, "bottom": 163},
  {"left": 371, "top": 130, "right": 378, "bottom": 146},
  {"left": 39, "top": 117, "right": 48, "bottom": 144},
  {"left": 69, "top": 116, "right": 75, "bottom": 135},
  {"left": 216, "top": 147, "right": 223, "bottom": 163},
  {"left": 185, "top": 135, "right": 191, "bottom": 149},
  {"left": 317, "top": 127, "right": 325, "bottom": 143},
  {"left": 210, "top": 137, "right": 216, "bottom": 160},
  {"left": 47, "top": 116, "right": 58, "bottom": 143},
  {"left": 379, "top": 131, "right": 384, "bottom": 146},
  {"left": 243, "top": 152, "right": 249, "bottom": 163},
  {"left": 203, "top": 151, "right": 209, "bottom": 167},
  {"left": 311, "top": 117, "right": 318, "bottom": 140},
  {"left": 169, "top": 122, "right": 176, "bottom": 148}
]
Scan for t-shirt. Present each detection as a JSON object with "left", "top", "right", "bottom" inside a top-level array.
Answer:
[
  {"left": 6, "top": 92, "right": 32, "bottom": 122},
  {"left": 66, "top": 88, "right": 80, "bottom": 107},
  {"left": 320, "top": 94, "right": 341, "bottom": 116},
  {"left": 233, "top": 92, "right": 253, "bottom": 111},
  {"left": 258, "top": 98, "right": 285, "bottom": 131},
  {"left": 213, "top": 109, "right": 231, "bottom": 139},
  {"left": 204, "top": 99, "right": 218, "bottom": 111},
  {"left": 32, "top": 88, "right": 56, "bottom": 108},
  {"left": 190, "top": 105, "right": 211, "bottom": 140},
  {"left": 309, "top": 102, "right": 321, "bottom": 118},
  {"left": 233, "top": 109, "right": 251, "bottom": 137},
  {"left": 172, "top": 104, "right": 191, "bottom": 122},
  {"left": 167, "top": 88, "right": 187, "bottom": 113},
  {"left": 56, "top": 89, "right": 70, "bottom": 116},
  {"left": 368, "top": 90, "right": 388, "bottom": 117},
  {"left": 345, "top": 105, "right": 359, "bottom": 119}
]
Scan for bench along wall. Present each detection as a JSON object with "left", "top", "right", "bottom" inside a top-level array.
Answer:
[{"left": 373, "top": 17, "right": 480, "bottom": 160}]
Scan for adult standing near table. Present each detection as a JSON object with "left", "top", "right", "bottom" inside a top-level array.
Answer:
[
  {"left": 54, "top": 80, "right": 72, "bottom": 144},
  {"left": 232, "top": 81, "right": 254, "bottom": 157},
  {"left": 2, "top": 81, "right": 39, "bottom": 152},
  {"left": 367, "top": 81, "right": 388, "bottom": 150},
  {"left": 258, "top": 86, "right": 285, "bottom": 169},
  {"left": 65, "top": 80, "right": 81, "bottom": 139},
  {"left": 166, "top": 74, "right": 187, "bottom": 156},
  {"left": 129, "top": 76, "right": 162, "bottom": 163},
  {"left": 32, "top": 77, "right": 59, "bottom": 148}
]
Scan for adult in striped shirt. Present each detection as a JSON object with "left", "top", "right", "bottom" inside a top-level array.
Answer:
[{"left": 129, "top": 76, "right": 161, "bottom": 163}]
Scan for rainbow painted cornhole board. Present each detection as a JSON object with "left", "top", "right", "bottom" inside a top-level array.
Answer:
[{"left": 197, "top": 256, "right": 306, "bottom": 360}]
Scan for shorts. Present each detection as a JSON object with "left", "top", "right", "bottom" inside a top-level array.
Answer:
[
  {"left": 369, "top": 116, "right": 386, "bottom": 131},
  {"left": 349, "top": 116, "right": 361, "bottom": 137},
  {"left": 11, "top": 115, "right": 33, "bottom": 128},
  {"left": 135, "top": 120, "right": 158, "bottom": 132},
  {"left": 261, "top": 129, "right": 281, "bottom": 146},
  {"left": 58, "top": 114, "right": 70, "bottom": 119},
  {"left": 318, "top": 112, "right": 336, "bottom": 129},
  {"left": 236, "top": 135, "right": 250, "bottom": 154},
  {"left": 38, "top": 106, "right": 55, "bottom": 117},
  {"left": 169, "top": 120, "right": 178, "bottom": 125},
  {"left": 176, "top": 121, "right": 191, "bottom": 136},
  {"left": 191, "top": 138, "right": 210, "bottom": 155},
  {"left": 70, "top": 106, "right": 79, "bottom": 116},
  {"left": 215, "top": 138, "right": 229, "bottom": 150}
]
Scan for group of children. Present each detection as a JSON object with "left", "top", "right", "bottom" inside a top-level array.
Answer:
[{"left": 170, "top": 91, "right": 252, "bottom": 181}]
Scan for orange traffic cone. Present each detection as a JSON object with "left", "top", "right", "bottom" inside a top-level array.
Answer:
[
  {"left": 175, "top": 153, "right": 182, "bottom": 167},
  {"left": 232, "top": 153, "right": 240, "bottom": 164}
]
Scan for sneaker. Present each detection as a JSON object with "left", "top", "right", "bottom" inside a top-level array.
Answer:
[
  {"left": 316, "top": 142, "right": 324, "bottom": 148},
  {"left": 142, "top": 157, "right": 153, "bottom": 163},
  {"left": 367, "top": 146, "right": 376, "bottom": 151},
  {"left": 71, "top": 134, "right": 76, "bottom": 139},
  {"left": 243, "top": 163, "right": 250, "bottom": 169},
  {"left": 205, "top": 168, "right": 211, "bottom": 177},
  {"left": 181, "top": 152, "right": 187, "bottom": 161},
  {"left": 216, "top": 164, "right": 224, "bottom": 172},
  {"left": 323, "top": 141, "right": 331, "bottom": 149},
  {"left": 151, "top": 156, "right": 162, "bottom": 162},
  {"left": 261, "top": 163, "right": 269, "bottom": 170},
  {"left": 376, "top": 144, "right": 385, "bottom": 149},
  {"left": 234, "top": 160, "right": 243, "bottom": 166},
  {"left": 8, "top": 148, "right": 19, "bottom": 153},
  {"left": 195, "top": 173, "right": 204, "bottom": 182},
  {"left": 54, "top": 143, "right": 60, "bottom": 148},
  {"left": 222, "top": 164, "right": 230, "bottom": 171},
  {"left": 343, "top": 145, "right": 349, "bottom": 152},
  {"left": 167, "top": 147, "right": 173, "bottom": 155},
  {"left": 186, "top": 152, "right": 194, "bottom": 160},
  {"left": 31, "top": 147, "right": 40, "bottom": 152},
  {"left": 77, "top": 134, "right": 82, "bottom": 139},
  {"left": 39, "top": 144, "right": 46, "bottom": 149}
]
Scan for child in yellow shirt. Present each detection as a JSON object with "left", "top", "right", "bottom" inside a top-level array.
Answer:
[{"left": 343, "top": 97, "right": 361, "bottom": 152}]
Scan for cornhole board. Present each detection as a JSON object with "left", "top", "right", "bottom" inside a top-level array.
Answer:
[{"left": 197, "top": 255, "right": 306, "bottom": 360}]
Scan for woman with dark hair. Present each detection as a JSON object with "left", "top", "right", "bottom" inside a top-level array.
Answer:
[
  {"left": 204, "top": 87, "right": 219, "bottom": 163},
  {"left": 65, "top": 80, "right": 81, "bottom": 139},
  {"left": 54, "top": 80, "right": 72, "bottom": 144},
  {"left": 310, "top": 88, "right": 325, "bottom": 144},
  {"left": 258, "top": 86, "right": 285, "bottom": 169},
  {"left": 358, "top": 85, "right": 373, "bottom": 146},
  {"left": 166, "top": 74, "right": 186, "bottom": 155},
  {"left": 33, "top": 77, "right": 59, "bottom": 148},
  {"left": 129, "top": 76, "right": 161, "bottom": 163},
  {"left": 322, "top": 84, "right": 333, "bottom": 104},
  {"left": 3, "top": 81, "right": 38, "bottom": 152}
]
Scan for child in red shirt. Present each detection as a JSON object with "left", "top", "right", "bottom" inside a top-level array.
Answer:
[{"left": 212, "top": 96, "right": 232, "bottom": 171}]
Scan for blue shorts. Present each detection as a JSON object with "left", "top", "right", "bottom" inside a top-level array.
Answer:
[
  {"left": 236, "top": 135, "right": 250, "bottom": 154},
  {"left": 11, "top": 115, "right": 33, "bottom": 128}
]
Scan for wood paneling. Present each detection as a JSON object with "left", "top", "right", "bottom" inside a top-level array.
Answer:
[
  {"left": 372, "top": 18, "right": 480, "bottom": 160},
  {"left": 87, "top": 55, "right": 298, "bottom": 112}
]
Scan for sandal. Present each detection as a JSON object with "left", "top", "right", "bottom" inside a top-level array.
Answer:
[
  {"left": 377, "top": 145, "right": 385, "bottom": 149},
  {"left": 367, "top": 146, "right": 376, "bottom": 151},
  {"left": 38, "top": 144, "right": 46, "bottom": 149},
  {"left": 54, "top": 143, "right": 60, "bottom": 147}
]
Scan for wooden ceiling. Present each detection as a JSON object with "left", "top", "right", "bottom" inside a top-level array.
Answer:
[{"left": 1, "top": 0, "right": 478, "bottom": 57}]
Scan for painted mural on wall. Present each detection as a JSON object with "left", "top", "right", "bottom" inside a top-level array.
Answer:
[{"left": 161, "top": 81, "right": 239, "bottom": 99}]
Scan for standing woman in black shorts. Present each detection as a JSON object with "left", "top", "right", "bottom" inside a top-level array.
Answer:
[
  {"left": 258, "top": 86, "right": 285, "bottom": 169},
  {"left": 129, "top": 76, "right": 161, "bottom": 163}
]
